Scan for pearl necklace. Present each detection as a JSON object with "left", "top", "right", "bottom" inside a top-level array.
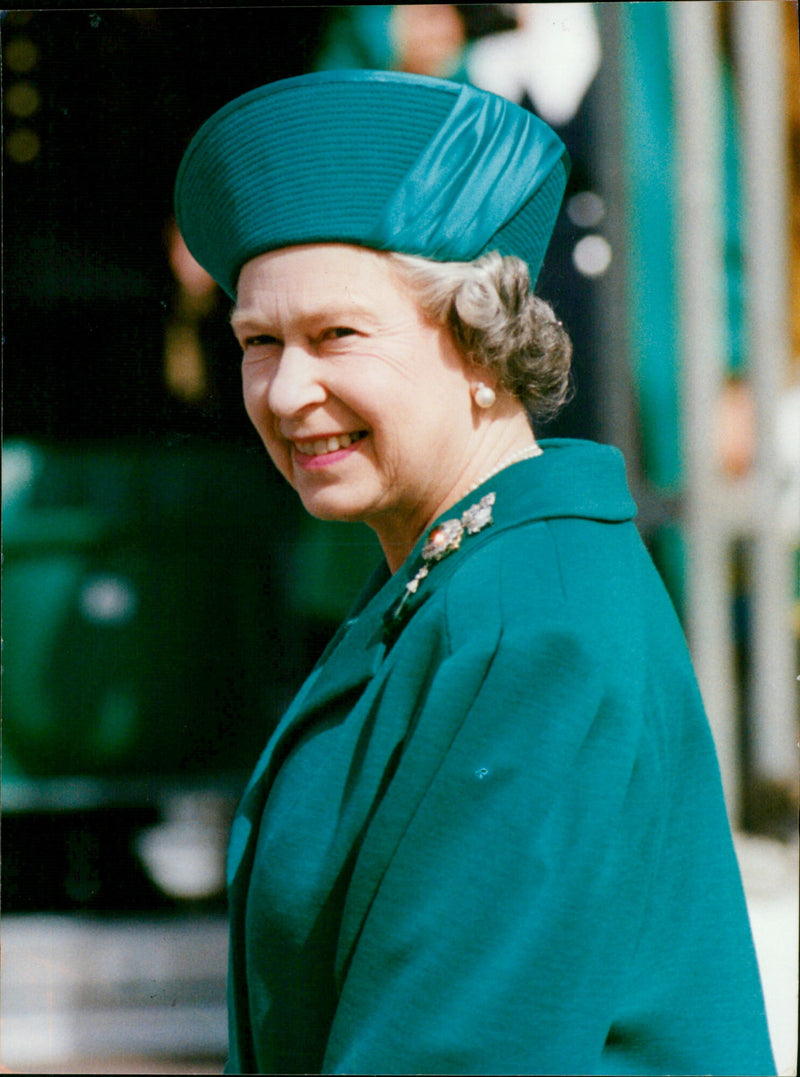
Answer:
[{"left": 467, "top": 442, "right": 542, "bottom": 495}]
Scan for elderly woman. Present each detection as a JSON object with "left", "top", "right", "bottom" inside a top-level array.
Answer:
[{"left": 175, "top": 71, "right": 774, "bottom": 1076}]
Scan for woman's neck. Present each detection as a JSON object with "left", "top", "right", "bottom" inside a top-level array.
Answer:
[{"left": 375, "top": 407, "right": 538, "bottom": 573}]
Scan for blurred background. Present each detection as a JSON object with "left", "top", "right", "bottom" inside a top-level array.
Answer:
[{"left": 2, "top": 3, "right": 798, "bottom": 1073}]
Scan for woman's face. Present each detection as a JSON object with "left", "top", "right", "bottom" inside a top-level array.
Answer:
[{"left": 232, "top": 243, "right": 481, "bottom": 563}]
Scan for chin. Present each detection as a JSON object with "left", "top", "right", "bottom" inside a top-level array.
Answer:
[{"left": 298, "top": 491, "right": 370, "bottom": 525}]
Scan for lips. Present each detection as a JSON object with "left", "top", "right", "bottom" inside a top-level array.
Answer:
[{"left": 294, "top": 430, "right": 367, "bottom": 458}]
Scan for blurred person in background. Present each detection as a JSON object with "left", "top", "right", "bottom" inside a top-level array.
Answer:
[{"left": 174, "top": 70, "right": 774, "bottom": 1075}]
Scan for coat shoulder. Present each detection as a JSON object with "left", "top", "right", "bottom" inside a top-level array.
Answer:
[{"left": 438, "top": 513, "right": 647, "bottom": 653}]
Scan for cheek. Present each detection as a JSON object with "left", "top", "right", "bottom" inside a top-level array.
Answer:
[
  {"left": 242, "top": 372, "right": 287, "bottom": 464},
  {"left": 351, "top": 362, "right": 465, "bottom": 456},
  {"left": 242, "top": 368, "right": 270, "bottom": 429}
]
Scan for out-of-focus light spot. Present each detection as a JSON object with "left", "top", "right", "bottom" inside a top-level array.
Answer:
[
  {"left": 567, "top": 191, "right": 606, "bottom": 229},
  {"left": 79, "top": 575, "right": 139, "bottom": 625},
  {"left": 1, "top": 445, "right": 37, "bottom": 499},
  {"left": 572, "top": 235, "right": 612, "bottom": 278},
  {"left": 5, "top": 37, "right": 38, "bottom": 73},
  {"left": 135, "top": 793, "right": 229, "bottom": 900},
  {"left": 5, "top": 81, "right": 40, "bottom": 119},
  {"left": 6, "top": 128, "right": 40, "bottom": 164}
]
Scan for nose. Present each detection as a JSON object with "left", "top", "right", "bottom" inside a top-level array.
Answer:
[{"left": 266, "top": 345, "right": 327, "bottom": 419}]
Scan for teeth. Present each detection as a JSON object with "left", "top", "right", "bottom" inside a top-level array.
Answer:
[{"left": 296, "top": 432, "right": 363, "bottom": 456}]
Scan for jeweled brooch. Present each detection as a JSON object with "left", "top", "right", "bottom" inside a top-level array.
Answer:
[{"left": 383, "top": 492, "right": 496, "bottom": 640}]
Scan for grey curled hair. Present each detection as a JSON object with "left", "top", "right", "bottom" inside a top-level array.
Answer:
[{"left": 388, "top": 250, "right": 573, "bottom": 421}]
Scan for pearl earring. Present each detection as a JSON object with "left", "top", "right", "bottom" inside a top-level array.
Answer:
[{"left": 474, "top": 382, "right": 496, "bottom": 409}]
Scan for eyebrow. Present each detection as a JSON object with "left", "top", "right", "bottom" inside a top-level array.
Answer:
[{"left": 228, "top": 311, "right": 265, "bottom": 334}]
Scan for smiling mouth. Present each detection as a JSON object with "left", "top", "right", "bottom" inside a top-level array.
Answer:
[{"left": 294, "top": 431, "right": 368, "bottom": 458}]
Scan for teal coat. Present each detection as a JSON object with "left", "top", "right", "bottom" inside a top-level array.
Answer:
[{"left": 226, "top": 439, "right": 774, "bottom": 1075}]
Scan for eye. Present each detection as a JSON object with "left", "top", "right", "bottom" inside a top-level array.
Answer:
[
  {"left": 322, "top": 326, "right": 357, "bottom": 341},
  {"left": 242, "top": 333, "right": 280, "bottom": 349}
]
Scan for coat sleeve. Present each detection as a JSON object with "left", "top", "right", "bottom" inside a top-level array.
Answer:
[{"left": 322, "top": 535, "right": 774, "bottom": 1076}]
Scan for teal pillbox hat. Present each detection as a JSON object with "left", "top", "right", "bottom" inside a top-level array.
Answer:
[{"left": 174, "top": 69, "right": 570, "bottom": 299}]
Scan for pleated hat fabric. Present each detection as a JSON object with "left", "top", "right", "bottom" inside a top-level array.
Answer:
[{"left": 174, "top": 70, "right": 569, "bottom": 298}]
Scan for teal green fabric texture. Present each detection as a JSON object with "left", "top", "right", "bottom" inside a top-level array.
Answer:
[
  {"left": 174, "top": 70, "right": 569, "bottom": 299},
  {"left": 225, "top": 440, "right": 774, "bottom": 1075}
]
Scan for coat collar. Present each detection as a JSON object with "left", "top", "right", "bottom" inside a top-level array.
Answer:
[
  {"left": 437, "top": 437, "right": 636, "bottom": 534},
  {"left": 329, "top": 437, "right": 636, "bottom": 640},
  {"left": 383, "top": 438, "right": 636, "bottom": 643}
]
